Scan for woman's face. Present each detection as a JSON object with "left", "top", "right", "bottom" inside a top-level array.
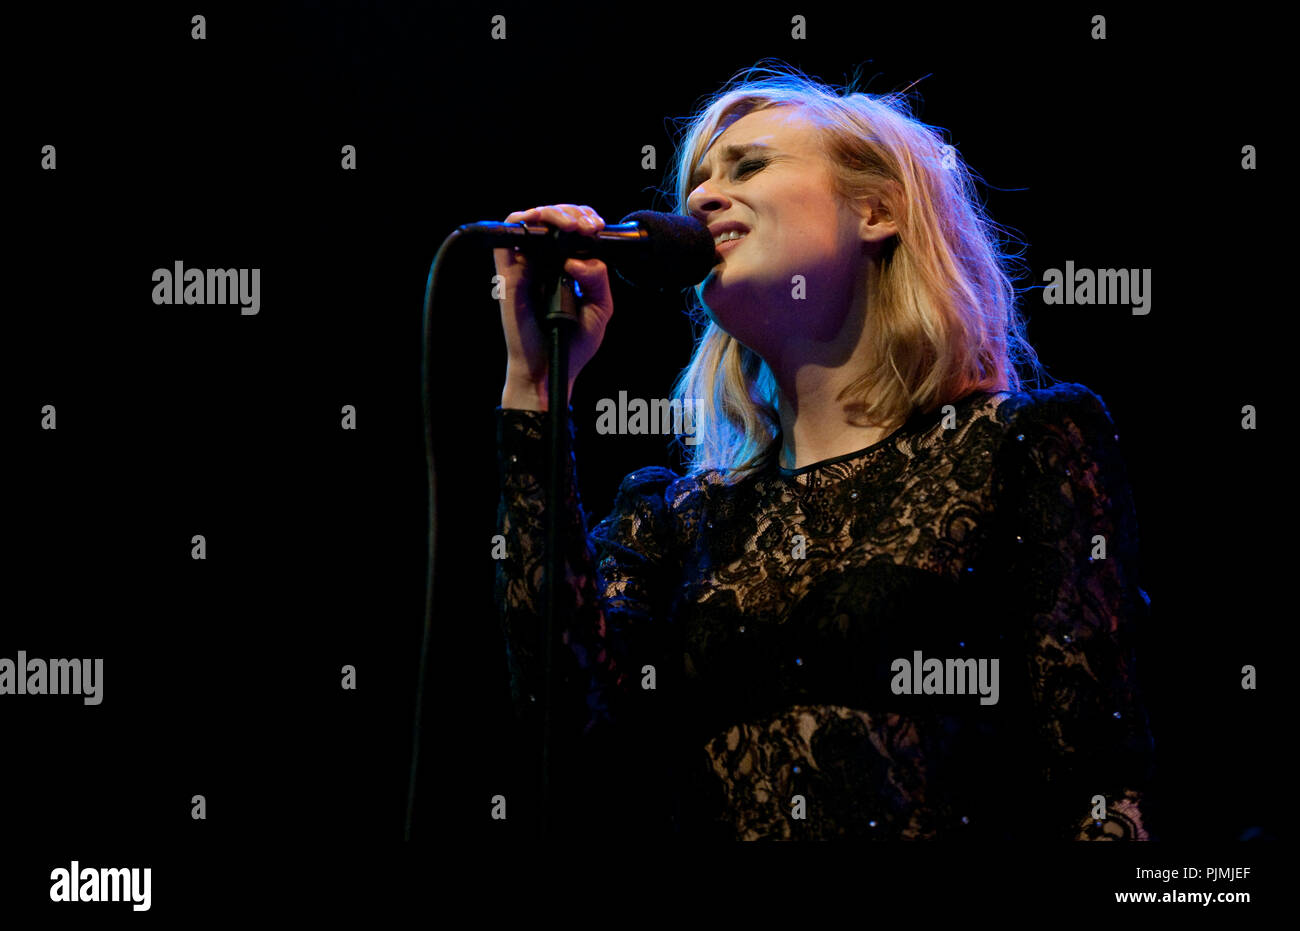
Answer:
[{"left": 687, "top": 106, "right": 891, "bottom": 361}]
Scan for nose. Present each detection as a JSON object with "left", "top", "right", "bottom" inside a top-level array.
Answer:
[{"left": 687, "top": 182, "right": 729, "bottom": 219}]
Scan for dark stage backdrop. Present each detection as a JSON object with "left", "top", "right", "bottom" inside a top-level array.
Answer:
[{"left": 8, "top": 1, "right": 1283, "bottom": 918}]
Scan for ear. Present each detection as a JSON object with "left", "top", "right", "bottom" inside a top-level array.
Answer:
[{"left": 858, "top": 193, "right": 899, "bottom": 245}]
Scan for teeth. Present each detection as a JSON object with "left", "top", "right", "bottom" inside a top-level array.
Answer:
[{"left": 714, "top": 230, "right": 748, "bottom": 245}]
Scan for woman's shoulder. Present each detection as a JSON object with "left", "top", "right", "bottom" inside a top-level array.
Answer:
[
  {"left": 903, "top": 383, "right": 1116, "bottom": 458},
  {"left": 976, "top": 382, "right": 1134, "bottom": 490},
  {"left": 981, "top": 381, "right": 1119, "bottom": 438},
  {"left": 601, "top": 464, "right": 712, "bottom": 517},
  {"left": 590, "top": 463, "right": 718, "bottom": 554}
]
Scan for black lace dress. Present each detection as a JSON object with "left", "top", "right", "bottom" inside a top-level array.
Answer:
[{"left": 495, "top": 382, "right": 1157, "bottom": 840}]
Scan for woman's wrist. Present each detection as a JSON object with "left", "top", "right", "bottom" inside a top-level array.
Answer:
[{"left": 501, "top": 372, "right": 574, "bottom": 411}]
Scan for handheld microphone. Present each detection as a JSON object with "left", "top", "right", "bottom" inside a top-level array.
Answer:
[{"left": 459, "top": 209, "right": 717, "bottom": 291}]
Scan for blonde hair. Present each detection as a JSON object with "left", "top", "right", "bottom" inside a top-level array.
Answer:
[{"left": 663, "top": 60, "right": 1050, "bottom": 483}]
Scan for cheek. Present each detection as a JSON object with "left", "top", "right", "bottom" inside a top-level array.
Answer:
[
  {"left": 763, "top": 221, "right": 839, "bottom": 274},
  {"left": 771, "top": 199, "right": 838, "bottom": 250}
]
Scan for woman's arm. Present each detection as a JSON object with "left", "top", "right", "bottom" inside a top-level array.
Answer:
[
  {"left": 494, "top": 406, "right": 680, "bottom": 835},
  {"left": 989, "top": 384, "right": 1158, "bottom": 841}
]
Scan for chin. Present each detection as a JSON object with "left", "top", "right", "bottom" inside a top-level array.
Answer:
[{"left": 701, "top": 306, "right": 772, "bottom": 356}]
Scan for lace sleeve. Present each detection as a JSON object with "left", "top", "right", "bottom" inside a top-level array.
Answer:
[
  {"left": 494, "top": 407, "right": 680, "bottom": 833},
  {"left": 990, "top": 384, "right": 1157, "bottom": 841}
]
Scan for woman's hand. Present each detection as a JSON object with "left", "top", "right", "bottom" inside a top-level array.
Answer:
[{"left": 495, "top": 204, "right": 614, "bottom": 410}]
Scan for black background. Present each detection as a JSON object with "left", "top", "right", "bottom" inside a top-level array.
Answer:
[{"left": 8, "top": 1, "right": 1284, "bottom": 917}]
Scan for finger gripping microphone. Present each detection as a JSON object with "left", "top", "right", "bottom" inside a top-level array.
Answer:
[{"left": 459, "top": 209, "right": 717, "bottom": 291}]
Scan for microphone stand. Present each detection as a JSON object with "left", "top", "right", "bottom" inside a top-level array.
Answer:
[
  {"left": 412, "top": 227, "right": 579, "bottom": 843},
  {"left": 527, "top": 235, "right": 581, "bottom": 841},
  {"left": 410, "top": 214, "right": 706, "bottom": 842}
]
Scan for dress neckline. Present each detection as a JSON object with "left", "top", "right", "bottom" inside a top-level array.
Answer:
[
  {"left": 773, "top": 389, "right": 998, "bottom": 477},
  {"left": 776, "top": 420, "right": 910, "bottom": 477}
]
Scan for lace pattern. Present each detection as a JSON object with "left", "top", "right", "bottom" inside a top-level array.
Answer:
[{"left": 495, "top": 383, "right": 1156, "bottom": 840}]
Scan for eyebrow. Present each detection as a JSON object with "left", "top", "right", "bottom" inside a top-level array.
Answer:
[{"left": 689, "top": 142, "right": 777, "bottom": 188}]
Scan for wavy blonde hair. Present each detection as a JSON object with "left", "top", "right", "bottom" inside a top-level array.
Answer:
[{"left": 664, "top": 61, "right": 1049, "bottom": 483}]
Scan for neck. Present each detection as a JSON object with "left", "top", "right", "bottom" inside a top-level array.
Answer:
[
  {"left": 767, "top": 262, "right": 900, "bottom": 471},
  {"left": 773, "top": 370, "right": 899, "bottom": 471}
]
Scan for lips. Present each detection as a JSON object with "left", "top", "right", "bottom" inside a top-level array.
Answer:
[
  {"left": 712, "top": 231, "right": 754, "bottom": 260},
  {"left": 715, "top": 235, "right": 746, "bottom": 258},
  {"left": 709, "top": 221, "right": 750, "bottom": 242}
]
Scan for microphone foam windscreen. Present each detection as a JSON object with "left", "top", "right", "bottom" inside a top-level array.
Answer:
[{"left": 616, "top": 210, "right": 717, "bottom": 291}]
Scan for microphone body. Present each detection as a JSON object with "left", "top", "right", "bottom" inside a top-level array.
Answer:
[{"left": 459, "top": 210, "right": 717, "bottom": 291}]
